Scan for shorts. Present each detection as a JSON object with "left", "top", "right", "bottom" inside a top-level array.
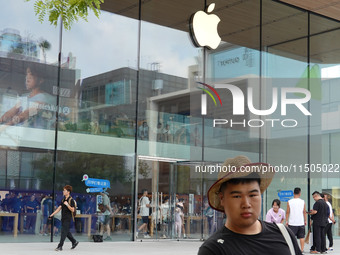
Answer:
[
  {"left": 142, "top": 216, "right": 149, "bottom": 224},
  {"left": 288, "top": 225, "right": 305, "bottom": 239},
  {"left": 43, "top": 215, "right": 50, "bottom": 225},
  {"left": 54, "top": 218, "right": 61, "bottom": 229},
  {"left": 102, "top": 215, "right": 110, "bottom": 225}
]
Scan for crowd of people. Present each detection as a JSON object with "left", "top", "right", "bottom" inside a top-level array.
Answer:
[
  {"left": 136, "top": 189, "right": 188, "bottom": 239},
  {"left": 264, "top": 187, "right": 335, "bottom": 254},
  {"left": 141, "top": 121, "right": 201, "bottom": 146},
  {"left": 0, "top": 181, "right": 336, "bottom": 251},
  {"left": 100, "top": 117, "right": 202, "bottom": 146},
  {"left": 197, "top": 156, "right": 337, "bottom": 255},
  {"left": 0, "top": 192, "right": 57, "bottom": 235},
  {"left": 0, "top": 191, "right": 133, "bottom": 237}
]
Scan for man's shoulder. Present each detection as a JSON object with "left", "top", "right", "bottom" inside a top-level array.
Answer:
[
  {"left": 199, "top": 222, "right": 284, "bottom": 255},
  {"left": 262, "top": 220, "right": 282, "bottom": 233},
  {"left": 200, "top": 227, "right": 229, "bottom": 249},
  {"left": 288, "top": 197, "right": 304, "bottom": 204}
]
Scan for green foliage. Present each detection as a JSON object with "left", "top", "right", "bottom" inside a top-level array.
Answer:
[
  {"left": 33, "top": 151, "right": 133, "bottom": 193},
  {"left": 64, "top": 122, "right": 77, "bottom": 131},
  {"left": 25, "top": 0, "right": 104, "bottom": 30},
  {"left": 138, "top": 161, "right": 151, "bottom": 179}
]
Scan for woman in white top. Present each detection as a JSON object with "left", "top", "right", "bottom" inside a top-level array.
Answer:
[{"left": 266, "top": 199, "right": 286, "bottom": 223}]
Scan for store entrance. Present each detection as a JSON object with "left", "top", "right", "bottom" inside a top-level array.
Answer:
[
  {"left": 136, "top": 158, "right": 223, "bottom": 240},
  {"left": 136, "top": 156, "right": 174, "bottom": 240}
]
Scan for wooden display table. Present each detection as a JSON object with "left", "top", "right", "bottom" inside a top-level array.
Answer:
[
  {"left": 0, "top": 212, "right": 18, "bottom": 237},
  {"left": 75, "top": 214, "right": 92, "bottom": 236}
]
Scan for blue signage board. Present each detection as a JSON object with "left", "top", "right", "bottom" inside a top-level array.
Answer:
[
  {"left": 82, "top": 174, "right": 110, "bottom": 189},
  {"left": 86, "top": 187, "right": 104, "bottom": 193},
  {"left": 84, "top": 178, "right": 110, "bottom": 188},
  {"left": 278, "top": 190, "right": 294, "bottom": 202}
]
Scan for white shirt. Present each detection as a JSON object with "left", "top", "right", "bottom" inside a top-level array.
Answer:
[
  {"left": 161, "top": 202, "right": 169, "bottom": 221},
  {"left": 288, "top": 198, "right": 305, "bottom": 226},
  {"left": 139, "top": 196, "right": 150, "bottom": 216},
  {"left": 326, "top": 201, "right": 333, "bottom": 223}
]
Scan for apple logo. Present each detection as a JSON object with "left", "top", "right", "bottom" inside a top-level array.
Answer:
[{"left": 189, "top": 3, "right": 221, "bottom": 50}]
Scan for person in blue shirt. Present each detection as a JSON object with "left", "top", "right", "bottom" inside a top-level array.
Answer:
[
  {"left": 41, "top": 194, "right": 53, "bottom": 235},
  {"left": 26, "top": 195, "right": 39, "bottom": 233}
]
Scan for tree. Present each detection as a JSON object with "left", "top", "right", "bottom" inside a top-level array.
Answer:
[
  {"left": 25, "top": 0, "right": 104, "bottom": 30},
  {"left": 39, "top": 38, "right": 51, "bottom": 63},
  {"left": 33, "top": 151, "right": 133, "bottom": 193},
  {"left": 138, "top": 160, "right": 151, "bottom": 179}
]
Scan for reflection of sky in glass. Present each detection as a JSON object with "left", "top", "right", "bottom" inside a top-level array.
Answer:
[
  {"left": 0, "top": 0, "right": 60, "bottom": 63},
  {"left": 1, "top": 0, "right": 198, "bottom": 80}
]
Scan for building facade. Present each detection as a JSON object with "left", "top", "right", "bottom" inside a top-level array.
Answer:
[{"left": 0, "top": 0, "right": 339, "bottom": 243}]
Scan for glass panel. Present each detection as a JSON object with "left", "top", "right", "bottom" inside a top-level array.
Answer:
[
  {"left": 0, "top": 0, "right": 58, "bottom": 242},
  {"left": 60, "top": 6, "right": 139, "bottom": 242},
  {"left": 201, "top": 0, "right": 261, "bottom": 239},
  {"left": 261, "top": 0, "right": 309, "bottom": 220},
  {"left": 310, "top": 13, "right": 340, "bottom": 239},
  {"left": 137, "top": 0, "right": 203, "bottom": 240}
]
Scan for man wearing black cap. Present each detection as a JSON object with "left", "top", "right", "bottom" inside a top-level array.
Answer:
[{"left": 198, "top": 156, "right": 302, "bottom": 255}]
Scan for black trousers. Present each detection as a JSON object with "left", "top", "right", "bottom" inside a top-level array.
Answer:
[
  {"left": 312, "top": 224, "right": 326, "bottom": 252},
  {"left": 58, "top": 219, "right": 76, "bottom": 248},
  {"left": 325, "top": 222, "right": 333, "bottom": 248}
]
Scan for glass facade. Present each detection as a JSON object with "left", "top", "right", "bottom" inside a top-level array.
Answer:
[{"left": 0, "top": 0, "right": 339, "bottom": 243}]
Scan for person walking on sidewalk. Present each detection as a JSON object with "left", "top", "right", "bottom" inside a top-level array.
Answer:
[
  {"left": 136, "top": 189, "right": 151, "bottom": 238},
  {"left": 49, "top": 185, "right": 79, "bottom": 251}
]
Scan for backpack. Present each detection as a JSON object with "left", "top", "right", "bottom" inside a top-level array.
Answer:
[
  {"left": 68, "top": 197, "right": 77, "bottom": 221},
  {"left": 72, "top": 198, "right": 77, "bottom": 217}
]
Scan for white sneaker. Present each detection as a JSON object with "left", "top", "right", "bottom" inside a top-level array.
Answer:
[
  {"left": 144, "top": 234, "right": 151, "bottom": 238},
  {"left": 328, "top": 247, "right": 333, "bottom": 251}
]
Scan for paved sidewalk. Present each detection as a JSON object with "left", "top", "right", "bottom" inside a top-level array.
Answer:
[{"left": 0, "top": 239, "right": 339, "bottom": 255}]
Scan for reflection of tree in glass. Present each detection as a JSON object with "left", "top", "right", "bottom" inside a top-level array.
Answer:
[
  {"left": 139, "top": 161, "right": 151, "bottom": 179},
  {"left": 10, "top": 44, "right": 24, "bottom": 54},
  {"left": 33, "top": 152, "right": 133, "bottom": 192},
  {"left": 39, "top": 39, "right": 51, "bottom": 63}
]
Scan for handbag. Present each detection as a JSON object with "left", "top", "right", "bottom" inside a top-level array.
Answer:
[
  {"left": 98, "top": 204, "right": 106, "bottom": 213},
  {"left": 92, "top": 234, "right": 103, "bottom": 242}
]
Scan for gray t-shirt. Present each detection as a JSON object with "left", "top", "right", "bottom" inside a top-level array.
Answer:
[{"left": 102, "top": 194, "right": 111, "bottom": 216}]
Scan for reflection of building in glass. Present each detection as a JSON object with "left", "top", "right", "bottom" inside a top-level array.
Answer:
[
  {"left": 79, "top": 67, "right": 188, "bottom": 135},
  {"left": 1, "top": 0, "right": 340, "bottom": 244},
  {"left": 0, "top": 28, "right": 40, "bottom": 61}
]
